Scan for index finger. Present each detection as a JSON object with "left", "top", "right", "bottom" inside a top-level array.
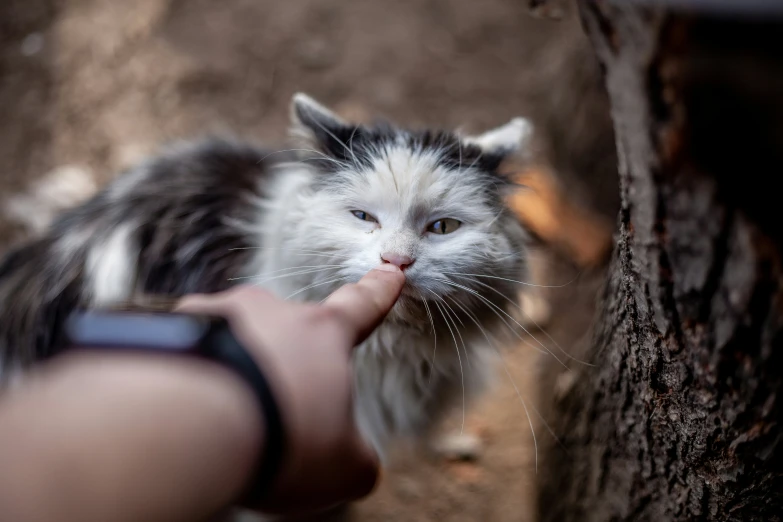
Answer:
[{"left": 322, "top": 265, "right": 405, "bottom": 347}]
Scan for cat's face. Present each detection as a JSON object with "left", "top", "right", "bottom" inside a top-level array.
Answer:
[{"left": 283, "top": 94, "right": 530, "bottom": 322}]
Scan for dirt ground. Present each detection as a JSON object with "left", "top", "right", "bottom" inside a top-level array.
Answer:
[{"left": 0, "top": 1, "right": 611, "bottom": 520}]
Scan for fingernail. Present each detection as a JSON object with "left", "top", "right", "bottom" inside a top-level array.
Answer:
[{"left": 373, "top": 264, "right": 401, "bottom": 273}]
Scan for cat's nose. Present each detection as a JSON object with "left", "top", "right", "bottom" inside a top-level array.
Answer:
[{"left": 381, "top": 252, "right": 415, "bottom": 271}]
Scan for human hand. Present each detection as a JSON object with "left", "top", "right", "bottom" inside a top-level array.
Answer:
[{"left": 176, "top": 264, "right": 405, "bottom": 515}]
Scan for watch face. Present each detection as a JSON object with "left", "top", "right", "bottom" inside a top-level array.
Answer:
[{"left": 63, "top": 310, "right": 215, "bottom": 353}]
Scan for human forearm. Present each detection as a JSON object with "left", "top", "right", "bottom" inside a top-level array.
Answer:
[
  {"left": 0, "top": 352, "right": 263, "bottom": 522},
  {"left": 0, "top": 267, "right": 404, "bottom": 520}
]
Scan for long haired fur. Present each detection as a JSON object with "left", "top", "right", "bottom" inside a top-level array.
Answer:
[{"left": 0, "top": 93, "right": 531, "bottom": 457}]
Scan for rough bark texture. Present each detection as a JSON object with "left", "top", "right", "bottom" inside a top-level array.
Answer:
[{"left": 540, "top": 3, "right": 783, "bottom": 521}]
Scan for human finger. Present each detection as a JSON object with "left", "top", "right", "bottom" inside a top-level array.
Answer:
[{"left": 321, "top": 265, "right": 405, "bottom": 348}]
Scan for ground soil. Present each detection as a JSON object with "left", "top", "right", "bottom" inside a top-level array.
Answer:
[{"left": 0, "top": 1, "right": 608, "bottom": 520}]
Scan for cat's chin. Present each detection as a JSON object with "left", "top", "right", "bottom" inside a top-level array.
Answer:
[{"left": 386, "top": 291, "right": 430, "bottom": 328}]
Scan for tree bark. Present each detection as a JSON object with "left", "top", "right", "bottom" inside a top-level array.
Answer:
[{"left": 540, "top": 2, "right": 783, "bottom": 521}]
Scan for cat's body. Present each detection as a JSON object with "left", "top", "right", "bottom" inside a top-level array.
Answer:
[{"left": 0, "top": 94, "right": 530, "bottom": 459}]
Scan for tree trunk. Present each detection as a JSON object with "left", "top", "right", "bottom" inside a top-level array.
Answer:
[{"left": 540, "top": 2, "right": 783, "bottom": 521}]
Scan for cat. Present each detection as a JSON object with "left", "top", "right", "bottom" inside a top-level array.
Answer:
[{"left": 0, "top": 92, "right": 531, "bottom": 461}]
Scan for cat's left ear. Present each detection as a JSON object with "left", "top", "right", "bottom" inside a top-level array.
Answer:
[
  {"left": 463, "top": 117, "right": 534, "bottom": 156},
  {"left": 289, "top": 93, "right": 357, "bottom": 158}
]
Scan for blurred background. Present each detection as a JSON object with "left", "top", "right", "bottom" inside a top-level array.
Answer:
[{"left": 0, "top": 0, "right": 619, "bottom": 520}]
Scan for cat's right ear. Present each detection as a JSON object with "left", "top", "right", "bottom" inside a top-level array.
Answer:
[{"left": 290, "top": 93, "right": 357, "bottom": 159}]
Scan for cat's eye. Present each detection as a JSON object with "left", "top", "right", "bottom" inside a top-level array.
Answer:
[
  {"left": 351, "top": 210, "right": 378, "bottom": 223},
  {"left": 427, "top": 218, "right": 461, "bottom": 235}
]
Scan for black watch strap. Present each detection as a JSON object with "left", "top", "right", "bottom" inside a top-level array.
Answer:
[
  {"left": 199, "top": 320, "right": 286, "bottom": 504},
  {"left": 58, "top": 309, "right": 287, "bottom": 504}
]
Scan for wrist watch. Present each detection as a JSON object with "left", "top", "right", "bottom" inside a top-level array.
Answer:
[{"left": 58, "top": 307, "right": 286, "bottom": 505}]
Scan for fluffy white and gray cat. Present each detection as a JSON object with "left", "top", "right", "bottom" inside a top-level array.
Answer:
[{"left": 0, "top": 93, "right": 531, "bottom": 460}]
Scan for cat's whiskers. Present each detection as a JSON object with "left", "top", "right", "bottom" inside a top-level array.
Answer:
[
  {"left": 436, "top": 278, "right": 570, "bottom": 370},
  {"left": 434, "top": 293, "right": 472, "bottom": 369},
  {"left": 443, "top": 293, "right": 542, "bottom": 474},
  {"left": 228, "top": 246, "right": 353, "bottom": 259},
  {"left": 284, "top": 276, "right": 351, "bottom": 301},
  {"left": 232, "top": 266, "right": 343, "bottom": 289},
  {"left": 430, "top": 293, "right": 465, "bottom": 435},
  {"left": 436, "top": 278, "right": 547, "bottom": 356},
  {"left": 442, "top": 277, "right": 568, "bottom": 367},
  {"left": 442, "top": 271, "right": 580, "bottom": 289},
  {"left": 417, "top": 290, "right": 438, "bottom": 385},
  {"left": 228, "top": 264, "right": 345, "bottom": 282},
  {"left": 465, "top": 277, "right": 595, "bottom": 367},
  {"left": 255, "top": 268, "right": 343, "bottom": 288}
]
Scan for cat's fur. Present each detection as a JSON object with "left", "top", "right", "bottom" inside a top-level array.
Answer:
[{"left": 0, "top": 93, "right": 531, "bottom": 458}]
